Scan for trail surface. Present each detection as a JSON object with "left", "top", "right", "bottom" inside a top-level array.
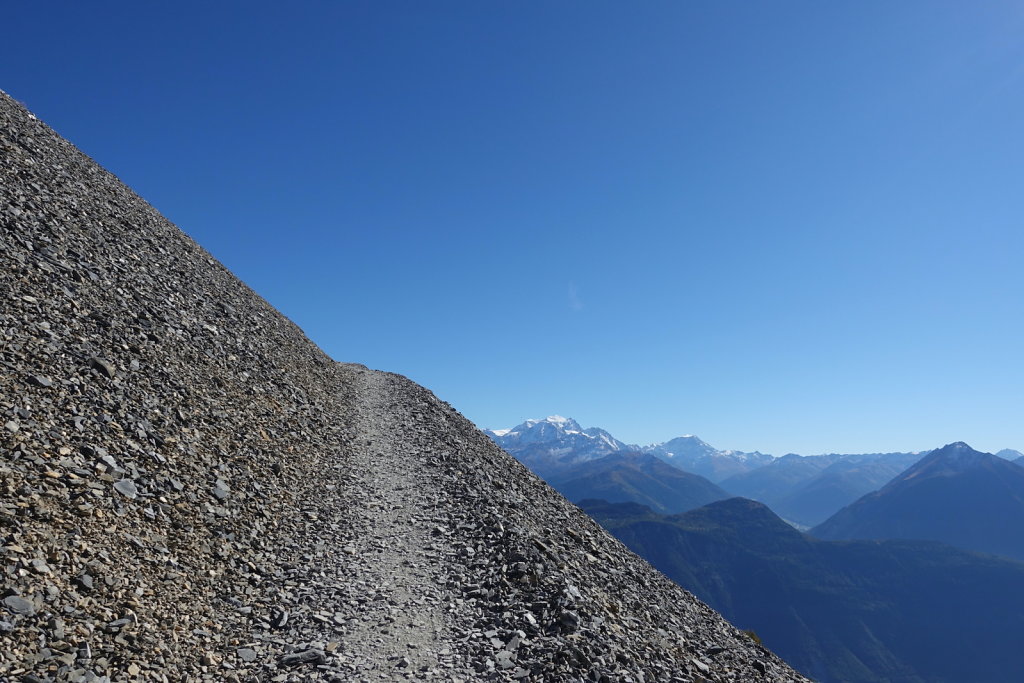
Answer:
[{"left": 331, "top": 364, "right": 459, "bottom": 680}]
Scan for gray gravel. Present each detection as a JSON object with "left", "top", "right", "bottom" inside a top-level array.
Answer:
[{"left": 0, "top": 89, "right": 808, "bottom": 682}]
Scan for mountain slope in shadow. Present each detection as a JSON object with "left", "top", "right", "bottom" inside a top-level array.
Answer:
[
  {"left": 584, "top": 497, "right": 1024, "bottom": 683},
  {"left": 813, "top": 442, "right": 1024, "bottom": 561}
]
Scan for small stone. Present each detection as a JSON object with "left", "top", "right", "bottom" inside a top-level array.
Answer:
[
  {"left": 4, "top": 421, "right": 19, "bottom": 433},
  {"left": 107, "top": 617, "right": 132, "bottom": 630},
  {"left": 212, "top": 480, "right": 230, "bottom": 501},
  {"left": 28, "top": 375, "right": 52, "bottom": 387},
  {"left": 114, "top": 479, "right": 138, "bottom": 499},
  {"left": 558, "top": 610, "right": 580, "bottom": 631},
  {"left": 495, "top": 650, "right": 515, "bottom": 669},
  {"left": 237, "top": 648, "right": 257, "bottom": 663},
  {"left": 3, "top": 595, "right": 35, "bottom": 616},
  {"left": 88, "top": 357, "right": 116, "bottom": 378},
  {"left": 279, "top": 648, "right": 326, "bottom": 666}
]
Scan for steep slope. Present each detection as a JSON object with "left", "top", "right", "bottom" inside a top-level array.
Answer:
[
  {"left": 0, "top": 92, "right": 805, "bottom": 681},
  {"left": 546, "top": 452, "right": 730, "bottom": 514},
  {"left": 812, "top": 442, "right": 1024, "bottom": 561},
  {"left": 1, "top": 90, "right": 360, "bottom": 680},
  {"left": 644, "top": 436, "right": 772, "bottom": 483},
  {"left": 585, "top": 498, "right": 1024, "bottom": 683}
]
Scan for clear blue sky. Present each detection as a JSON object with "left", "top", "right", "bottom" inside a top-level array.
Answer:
[{"left": 6, "top": 1, "right": 1023, "bottom": 455}]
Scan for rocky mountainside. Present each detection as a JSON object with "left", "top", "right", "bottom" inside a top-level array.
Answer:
[
  {"left": 585, "top": 497, "right": 1024, "bottom": 683},
  {"left": 0, "top": 92, "right": 805, "bottom": 681},
  {"left": 812, "top": 442, "right": 1024, "bottom": 561}
]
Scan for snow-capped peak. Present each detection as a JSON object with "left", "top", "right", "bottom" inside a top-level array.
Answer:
[{"left": 524, "top": 415, "right": 574, "bottom": 427}]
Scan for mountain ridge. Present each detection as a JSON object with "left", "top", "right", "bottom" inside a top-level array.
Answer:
[
  {"left": 547, "top": 451, "right": 731, "bottom": 514},
  {"left": 812, "top": 442, "right": 1024, "bottom": 561},
  {"left": 487, "top": 416, "right": 946, "bottom": 525}
]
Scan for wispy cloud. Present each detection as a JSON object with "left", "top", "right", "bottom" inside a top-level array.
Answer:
[{"left": 568, "top": 282, "right": 584, "bottom": 311}]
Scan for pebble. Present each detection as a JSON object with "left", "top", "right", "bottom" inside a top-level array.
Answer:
[
  {"left": 88, "top": 357, "right": 116, "bottom": 378},
  {"left": 3, "top": 595, "right": 36, "bottom": 616},
  {"left": 279, "top": 648, "right": 326, "bottom": 666},
  {"left": 113, "top": 479, "right": 138, "bottom": 499}
]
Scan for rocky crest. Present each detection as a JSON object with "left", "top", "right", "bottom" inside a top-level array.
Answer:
[{"left": 0, "top": 91, "right": 805, "bottom": 681}]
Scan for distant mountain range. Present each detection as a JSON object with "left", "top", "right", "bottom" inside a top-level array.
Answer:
[
  {"left": 584, "top": 497, "right": 1024, "bottom": 683},
  {"left": 485, "top": 416, "right": 769, "bottom": 483},
  {"left": 486, "top": 417, "right": 1020, "bottom": 526},
  {"left": 722, "top": 451, "right": 923, "bottom": 527},
  {"left": 642, "top": 435, "right": 772, "bottom": 482},
  {"left": 488, "top": 416, "right": 1024, "bottom": 682},
  {"left": 484, "top": 416, "right": 627, "bottom": 479},
  {"left": 812, "top": 442, "right": 1024, "bottom": 561}
]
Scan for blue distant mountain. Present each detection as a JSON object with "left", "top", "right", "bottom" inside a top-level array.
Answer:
[
  {"left": 585, "top": 496, "right": 1024, "bottom": 683},
  {"left": 485, "top": 416, "right": 770, "bottom": 482},
  {"left": 483, "top": 416, "right": 628, "bottom": 479},
  {"left": 547, "top": 451, "right": 730, "bottom": 515},
  {"left": 486, "top": 416, "right": 940, "bottom": 525},
  {"left": 641, "top": 435, "right": 772, "bottom": 482},
  {"left": 721, "top": 451, "right": 923, "bottom": 526},
  {"left": 812, "top": 442, "right": 1024, "bottom": 561}
]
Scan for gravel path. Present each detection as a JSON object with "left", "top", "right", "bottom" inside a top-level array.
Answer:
[{"left": 333, "top": 364, "right": 452, "bottom": 680}]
